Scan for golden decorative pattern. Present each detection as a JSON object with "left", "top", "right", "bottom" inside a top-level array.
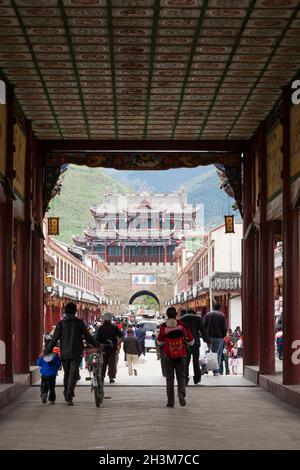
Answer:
[
  {"left": 266, "top": 122, "right": 283, "bottom": 201},
  {"left": 290, "top": 104, "right": 300, "bottom": 180},
  {"left": 13, "top": 122, "right": 26, "bottom": 199}
]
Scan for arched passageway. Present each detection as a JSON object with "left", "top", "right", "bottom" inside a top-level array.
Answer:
[{"left": 129, "top": 290, "right": 160, "bottom": 307}]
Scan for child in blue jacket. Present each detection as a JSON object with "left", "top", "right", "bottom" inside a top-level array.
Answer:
[{"left": 37, "top": 338, "right": 61, "bottom": 404}]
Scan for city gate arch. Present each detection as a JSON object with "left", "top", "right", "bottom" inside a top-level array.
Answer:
[
  {"left": 103, "top": 264, "right": 176, "bottom": 316},
  {"left": 129, "top": 290, "right": 160, "bottom": 308}
]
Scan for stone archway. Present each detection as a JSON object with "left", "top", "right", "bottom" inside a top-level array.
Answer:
[
  {"left": 103, "top": 264, "right": 176, "bottom": 315},
  {"left": 129, "top": 290, "right": 160, "bottom": 307}
]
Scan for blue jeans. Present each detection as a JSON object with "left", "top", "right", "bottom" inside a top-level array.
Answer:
[{"left": 210, "top": 337, "right": 224, "bottom": 374}]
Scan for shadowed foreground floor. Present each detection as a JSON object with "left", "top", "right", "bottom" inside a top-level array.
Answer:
[{"left": 0, "top": 386, "right": 300, "bottom": 450}]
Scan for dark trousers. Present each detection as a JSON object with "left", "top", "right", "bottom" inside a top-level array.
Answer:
[
  {"left": 186, "top": 343, "right": 201, "bottom": 383},
  {"left": 139, "top": 341, "right": 146, "bottom": 356},
  {"left": 160, "top": 349, "right": 166, "bottom": 377},
  {"left": 62, "top": 359, "right": 81, "bottom": 401},
  {"left": 219, "top": 351, "right": 230, "bottom": 375},
  {"left": 165, "top": 356, "right": 186, "bottom": 405},
  {"left": 41, "top": 375, "right": 56, "bottom": 402},
  {"left": 102, "top": 348, "right": 117, "bottom": 379}
]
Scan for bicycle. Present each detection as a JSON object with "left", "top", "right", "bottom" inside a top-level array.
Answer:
[{"left": 85, "top": 346, "right": 104, "bottom": 407}]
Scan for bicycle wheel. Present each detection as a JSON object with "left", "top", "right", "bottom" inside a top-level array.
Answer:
[
  {"left": 93, "top": 372, "right": 101, "bottom": 407},
  {"left": 98, "top": 373, "right": 104, "bottom": 404}
]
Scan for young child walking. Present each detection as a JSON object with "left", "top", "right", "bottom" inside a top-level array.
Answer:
[
  {"left": 37, "top": 336, "right": 61, "bottom": 404},
  {"left": 230, "top": 342, "right": 239, "bottom": 375}
]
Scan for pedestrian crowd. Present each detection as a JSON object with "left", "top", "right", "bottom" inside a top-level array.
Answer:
[{"left": 38, "top": 301, "right": 243, "bottom": 408}]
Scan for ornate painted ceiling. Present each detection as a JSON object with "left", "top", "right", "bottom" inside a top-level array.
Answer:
[{"left": 0, "top": 0, "right": 300, "bottom": 141}]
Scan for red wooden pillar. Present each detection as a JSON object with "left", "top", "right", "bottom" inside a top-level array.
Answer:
[
  {"left": 242, "top": 146, "right": 259, "bottom": 367},
  {"left": 282, "top": 87, "right": 300, "bottom": 385},
  {"left": 258, "top": 126, "right": 275, "bottom": 375},
  {"left": 0, "top": 83, "right": 14, "bottom": 383},
  {"left": 13, "top": 221, "right": 30, "bottom": 373},
  {"left": 30, "top": 141, "right": 44, "bottom": 363},
  {"left": 13, "top": 121, "right": 33, "bottom": 374}
]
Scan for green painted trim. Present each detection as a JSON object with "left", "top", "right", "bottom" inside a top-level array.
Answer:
[
  {"left": 143, "top": 0, "right": 160, "bottom": 139},
  {"left": 10, "top": 0, "right": 63, "bottom": 139},
  {"left": 170, "top": 0, "right": 209, "bottom": 139},
  {"left": 58, "top": 0, "right": 91, "bottom": 139},
  {"left": 13, "top": 186, "right": 25, "bottom": 202},
  {"left": 267, "top": 189, "right": 282, "bottom": 204},
  {"left": 106, "top": 0, "right": 119, "bottom": 140},
  {"left": 197, "top": 0, "right": 256, "bottom": 139},
  {"left": 290, "top": 170, "right": 300, "bottom": 184},
  {"left": 266, "top": 173, "right": 300, "bottom": 203},
  {"left": 226, "top": 4, "right": 300, "bottom": 139}
]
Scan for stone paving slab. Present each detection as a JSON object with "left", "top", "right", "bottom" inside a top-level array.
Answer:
[{"left": 1, "top": 385, "right": 300, "bottom": 450}]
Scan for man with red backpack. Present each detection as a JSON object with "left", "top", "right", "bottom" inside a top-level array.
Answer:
[{"left": 157, "top": 307, "right": 194, "bottom": 408}]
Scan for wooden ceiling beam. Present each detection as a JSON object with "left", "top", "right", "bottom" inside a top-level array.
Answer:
[{"left": 42, "top": 139, "right": 247, "bottom": 154}]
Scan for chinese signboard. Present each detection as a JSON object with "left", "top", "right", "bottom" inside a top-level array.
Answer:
[
  {"left": 131, "top": 274, "right": 156, "bottom": 285},
  {"left": 224, "top": 215, "right": 235, "bottom": 233},
  {"left": 48, "top": 217, "right": 60, "bottom": 236}
]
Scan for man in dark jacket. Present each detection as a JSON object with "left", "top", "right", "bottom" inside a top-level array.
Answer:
[
  {"left": 123, "top": 327, "right": 142, "bottom": 376},
  {"left": 135, "top": 324, "right": 146, "bottom": 355},
  {"left": 96, "top": 312, "right": 124, "bottom": 383},
  {"left": 43, "top": 302, "right": 98, "bottom": 405},
  {"left": 204, "top": 303, "right": 227, "bottom": 376},
  {"left": 181, "top": 309, "right": 211, "bottom": 385}
]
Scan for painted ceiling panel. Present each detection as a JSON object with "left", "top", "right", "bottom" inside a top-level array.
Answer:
[{"left": 0, "top": 0, "right": 299, "bottom": 140}]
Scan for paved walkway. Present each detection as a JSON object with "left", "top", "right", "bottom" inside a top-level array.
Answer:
[{"left": 1, "top": 384, "right": 300, "bottom": 449}]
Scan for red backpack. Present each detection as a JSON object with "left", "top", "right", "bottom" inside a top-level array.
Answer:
[{"left": 164, "top": 324, "right": 187, "bottom": 358}]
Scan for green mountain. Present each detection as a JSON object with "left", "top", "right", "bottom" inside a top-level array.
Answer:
[
  {"left": 49, "top": 163, "right": 241, "bottom": 243},
  {"left": 181, "top": 169, "right": 242, "bottom": 228},
  {"left": 48, "top": 165, "right": 132, "bottom": 244},
  {"left": 105, "top": 166, "right": 241, "bottom": 228}
]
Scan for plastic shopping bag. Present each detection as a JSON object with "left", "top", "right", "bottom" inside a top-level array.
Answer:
[
  {"left": 205, "top": 351, "right": 218, "bottom": 371},
  {"left": 199, "top": 354, "right": 207, "bottom": 366},
  {"left": 138, "top": 355, "right": 147, "bottom": 365}
]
